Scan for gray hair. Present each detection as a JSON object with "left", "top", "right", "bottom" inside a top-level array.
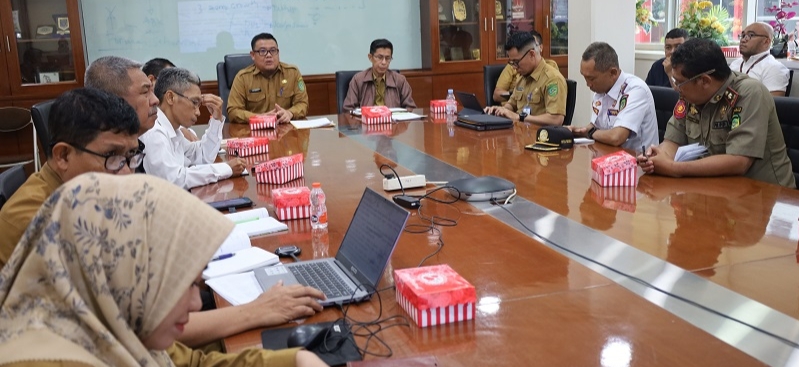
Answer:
[
  {"left": 153, "top": 67, "right": 201, "bottom": 103},
  {"left": 581, "top": 42, "right": 619, "bottom": 72},
  {"left": 84, "top": 56, "right": 142, "bottom": 97}
]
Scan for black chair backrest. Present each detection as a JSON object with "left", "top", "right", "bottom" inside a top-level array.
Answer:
[
  {"left": 31, "top": 100, "right": 54, "bottom": 157},
  {"left": 335, "top": 70, "right": 360, "bottom": 114},
  {"left": 787, "top": 70, "right": 794, "bottom": 97},
  {"left": 0, "top": 165, "right": 27, "bottom": 209},
  {"left": 483, "top": 64, "right": 506, "bottom": 106},
  {"left": 775, "top": 96, "right": 799, "bottom": 185},
  {"left": 649, "top": 86, "right": 680, "bottom": 143},
  {"left": 216, "top": 53, "right": 253, "bottom": 117},
  {"left": 563, "top": 79, "right": 577, "bottom": 126}
]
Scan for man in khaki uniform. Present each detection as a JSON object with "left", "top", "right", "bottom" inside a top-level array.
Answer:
[
  {"left": 492, "top": 30, "right": 559, "bottom": 104},
  {"left": 638, "top": 38, "right": 795, "bottom": 188},
  {"left": 485, "top": 31, "right": 566, "bottom": 126},
  {"left": 227, "top": 33, "right": 309, "bottom": 124}
]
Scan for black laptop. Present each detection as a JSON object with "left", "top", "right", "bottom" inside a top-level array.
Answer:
[{"left": 454, "top": 91, "right": 513, "bottom": 131}]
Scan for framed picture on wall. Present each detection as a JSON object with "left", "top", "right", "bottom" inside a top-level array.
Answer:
[{"left": 38, "top": 71, "right": 60, "bottom": 84}]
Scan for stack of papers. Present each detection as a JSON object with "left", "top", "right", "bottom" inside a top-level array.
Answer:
[
  {"left": 351, "top": 107, "right": 407, "bottom": 116},
  {"left": 392, "top": 112, "right": 426, "bottom": 121},
  {"left": 205, "top": 271, "right": 263, "bottom": 305},
  {"left": 202, "top": 247, "right": 279, "bottom": 280},
  {"left": 290, "top": 117, "right": 334, "bottom": 129},
  {"left": 674, "top": 143, "right": 708, "bottom": 162},
  {"left": 224, "top": 208, "right": 288, "bottom": 237}
]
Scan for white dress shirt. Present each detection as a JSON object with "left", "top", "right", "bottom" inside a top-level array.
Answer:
[
  {"left": 590, "top": 72, "right": 660, "bottom": 150},
  {"left": 729, "top": 50, "right": 790, "bottom": 93},
  {"left": 140, "top": 108, "right": 231, "bottom": 189}
]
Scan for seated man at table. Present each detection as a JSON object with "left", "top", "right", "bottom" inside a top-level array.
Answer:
[
  {"left": 730, "top": 22, "right": 790, "bottom": 96},
  {"left": 140, "top": 67, "right": 246, "bottom": 190},
  {"left": 342, "top": 38, "right": 416, "bottom": 111},
  {"left": 227, "top": 32, "right": 309, "bottom": 124},
  {"left": 0, "top": 88, "right": 141, "bottom": 268},
  {"left": 645, "top": 28, "right": 688, "bottom": 88},
  {"left": 143, "top": 57, "right": 198, "bottom": 142},
  {"left": 492, "top": 30, "right": 559, "bottom": 104},
  {"left": 638, "top": 38, "right": 796, "bottom": 188},
  {"left": 569, "top": 42, "right": 659, "bottom": 150},
  {"left": 484, "top": 32, "right": 566, "bottom": 125}
]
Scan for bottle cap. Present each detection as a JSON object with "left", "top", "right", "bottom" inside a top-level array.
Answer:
[
  {"left": 448, "top": 89, "right": 454, "bottom": 93},
  {"left": 312, "top": 182, "right": 321, "bottom": 188}
]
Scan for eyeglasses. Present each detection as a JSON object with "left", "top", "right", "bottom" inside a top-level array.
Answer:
[
  {"left": 171, "top": 90, "right": 201, "bottom": 109},
  {"left": 71, "top": 145, "right": 145, "bottom": 172},
  {"left": 508, "top": 48, "right": 533, "bottom": 67},
  {"left": 670, "top": 69, "right": 716, "bottom": 93},
  {"left": 254, "top": 48, "right": 279, "bottom": 57},
  {"left": 371, "top": 54, "right": 393, "bottom": 62},
  {"left": 739, "top": 32, "right": 769, "bottom": 41}
]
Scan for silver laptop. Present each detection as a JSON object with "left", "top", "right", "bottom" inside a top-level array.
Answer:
[{"left": 254, "top": 187, "right": 410, "bottom": 306}]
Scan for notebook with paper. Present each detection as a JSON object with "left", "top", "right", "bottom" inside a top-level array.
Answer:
[{"left": 254, "top": 187, "right": 410, "bottom": 306}]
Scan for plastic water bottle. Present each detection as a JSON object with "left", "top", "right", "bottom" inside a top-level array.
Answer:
[
  {"left": 789, "top": 39, "right": 796, "bottom": 59},
  {"left": 445, "top": 89, "right": 457, "bottom": 115},
  {"left": 310, "top": 182, "right": 328, "bottom": 229}
]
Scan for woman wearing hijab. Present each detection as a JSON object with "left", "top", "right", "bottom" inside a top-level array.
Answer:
[{"left": 0, "top": 173, "right": 326, "bottom": 367}]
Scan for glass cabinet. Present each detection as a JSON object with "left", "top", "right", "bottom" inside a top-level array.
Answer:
[
  {"left": 438, "top": 0, "right": 483, "bottom": 62},
  {"left": 0, "top": 0, "right": 85, "bottom": 98},
  {"left": 494, "top": 0, "right": 540, "bottom": 59}
]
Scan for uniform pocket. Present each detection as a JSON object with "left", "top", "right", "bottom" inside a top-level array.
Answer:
[
  {"left": 685, "top": 119, "right": 701, "bottom": 142},
  {"left": 246, "top": 92, "right": 266, "bottom": 109},
  {"left": 276, "top": 90, "right": 294, "bottom": 107},
  {"left": 709, "top": 127, "right": 728, "bottom": 152}
]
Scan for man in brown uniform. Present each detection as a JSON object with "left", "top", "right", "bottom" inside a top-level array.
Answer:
[
  {"left": 227, "top": 33, "right": 309, "bottom": 124},
  {"left": 342, "top": 38, "right": 416, "bottom": 111},
  {"left": 484, "top": 31, "right": 566, "bottom": 126},
  {"left": 492, "top": 30, "right": 559, "bottom": 104},
  {"left": 638, "top": 38, "right": 795, "bottom": 188}
]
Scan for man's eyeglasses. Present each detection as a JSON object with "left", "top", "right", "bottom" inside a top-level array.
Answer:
[
  {"left": 171, "top": 90, "right": 201, "bottom": 109},
  {"left": 508, "top": 48, "right": 533, "bottom": 67},
  {"left": 72, "top": 145, "right": 145, "bottom": 172},
  {"left": 739, "top": 32, "right": 769, "bottom": 41},
  {"left": 371, "top": 54, "right": 393, "bottom": 62},
  {"left": 254, "top": 48, "right": 279, "bottom": 57},
  {"left": 670, "top": 69, "right": 716, "bottom": 93}
]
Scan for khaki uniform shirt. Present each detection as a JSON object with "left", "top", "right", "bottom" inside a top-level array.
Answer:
[
  {"left": 507, "top": 59, "right": 567, "bottom": 116},
  {"left": 226, "top": 62, "right": 309, "bottom": 124},
  {"left": 664, "top": 72, "right": 795, "bottom": 188},
  {"left": 496, "top": 60, "right": 560, "bottom": 95},
  {"left": 0, "top": 163, "right": 62, "bottom": 267}
]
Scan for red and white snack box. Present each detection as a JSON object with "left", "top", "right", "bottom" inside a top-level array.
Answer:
[
  {"left": 271, "top": 186, "right": 311, "bottom": 220},
  {"left": 255, "top": 153, "right": 304, "bottom": 184},
  {"left": 249, "top": 114, "right": 277, "bottom": 130},
  {"left": 361, "top": 106, "right": 392, "bottom": 125},
  {"left": 589, "top": 181, "right": 636, "bottom": 213},
  {"left": 394, "top": 264, "right": 476, "bottom": 328},
  {"left": 226, "top": 137, "right": 269, "bottom": 157},
  {"left": 591, "top": 150, "right": 638, "bottom": 187},
  {"left": 430, "top": 100, "right": 447, "bottom": 114}
]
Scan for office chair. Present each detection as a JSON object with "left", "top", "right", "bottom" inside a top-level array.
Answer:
[
  {"left": 0, "top": 165, "right": 26, "bottom": 209},
  {"left": 775, "top": 95, "right": 799, "bottom": 185},
  {"left": 649, "top": 86, "right": 680, "bottom": 143},
  {"left": 335, "top": 70, "right": 360, "bottom": 114},
  {"left": 216, "top": 53, "right": 254, "bottom": 117},
  {"left": 0, "top": 107, "right": 38, "bottom": 171},
  {"left": 563, "top": 79, "right": 578, "bottom": 126},
  {"left": 31, "top": 100, "right": 53, "bottom": 160},
  {"left": 483, "top": 64, "right": 506, "bottom": 106},
  {"left": 786, "top": 70, "right": 794, "bottom": 97}
]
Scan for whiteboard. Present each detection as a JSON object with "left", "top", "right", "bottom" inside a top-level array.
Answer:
[{"left": 80, "top": 0, "right": 422, "bottom": 80}]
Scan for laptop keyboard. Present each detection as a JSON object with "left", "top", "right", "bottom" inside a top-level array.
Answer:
[{"left": 289, "top": 262, "right": 353, "bottom": 299}]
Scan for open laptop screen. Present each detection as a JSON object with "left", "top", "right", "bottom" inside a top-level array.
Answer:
[{"left": 334, "top": 187, "right": 410, "bottom": 288}]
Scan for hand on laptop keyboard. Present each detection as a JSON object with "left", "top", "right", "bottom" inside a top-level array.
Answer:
[{"left": 248, "top": 280, "right": 326, "bottom": 325}]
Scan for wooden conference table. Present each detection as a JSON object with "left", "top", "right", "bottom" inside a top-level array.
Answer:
[{"left": 192, "top": 112, "right": 799, "bottom": 366}]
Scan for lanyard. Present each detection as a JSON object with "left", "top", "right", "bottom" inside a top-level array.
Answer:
[{"left": 739, "top": 54, "right": 769, "bottom": 75}]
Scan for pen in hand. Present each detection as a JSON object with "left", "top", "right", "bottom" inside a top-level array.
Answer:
[
  {"left": 642, "top": 145, "right": 649, "bottom": 159},
  {"left": 210, "top": 253, "right": 235, "bottom": 262}
]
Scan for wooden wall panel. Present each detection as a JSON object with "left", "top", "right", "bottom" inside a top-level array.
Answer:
[{"left": 431, "top": 73, "right": 484, "bottom": 105}]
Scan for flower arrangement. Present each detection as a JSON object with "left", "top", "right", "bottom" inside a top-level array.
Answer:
[
  {"left": 678, "top": 0, "right": 731, "bottom": 46},
  {"left": 767, "top": 1, "right": 797, "bottom": 44},
  {"left": 635, "top": 0, "right": 657, "bottom": 34}
]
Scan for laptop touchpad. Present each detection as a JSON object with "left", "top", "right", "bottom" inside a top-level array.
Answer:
[{"left": 255, "top": 265, "right": 299, "bottom": 291}]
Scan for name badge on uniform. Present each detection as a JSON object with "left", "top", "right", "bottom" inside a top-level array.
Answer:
[
  {"left": 607, "top": 109, "right": 619, "bottom": 116},
  {"left": 712, "top": 120, "right": 730, "bottom": 129},
  {"left": 249, "top": 88, "right": 262, "bottom": 93}
]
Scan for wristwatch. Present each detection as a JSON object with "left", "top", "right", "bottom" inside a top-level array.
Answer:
[
  {"left": 587, "top": 126, "right": 597, "bottom": 139},
  {"left": 518, "top": 112, "right": 528, "bottom": 122}
]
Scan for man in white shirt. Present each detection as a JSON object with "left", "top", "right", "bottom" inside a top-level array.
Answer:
[
  {"left": 730, "top": 22, "right": 790, "bottom": 96},
  {"left": 570, "top": 42, "right": 659, "bottom": 150},
  {"left": 140, "top": 67, "right": 246, "bottom": 189}
]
